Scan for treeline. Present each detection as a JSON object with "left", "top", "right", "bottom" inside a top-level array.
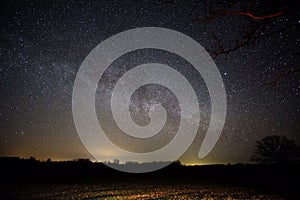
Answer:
[{"left": 0, "top": 156, "right": 299, "bottom": 194}]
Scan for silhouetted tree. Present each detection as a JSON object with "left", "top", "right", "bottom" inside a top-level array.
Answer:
[
  {"left": 75, "top": 158, "right": 92, "bottom": 163},
  {"left": 251, "top": 135, "right": 300, "bottom": 164},
  {"left": 157, "top": 0, "right": 299, "bottom": 84},
  {"left": 29, "top": 156, "right": 37, "bottom": 161}
]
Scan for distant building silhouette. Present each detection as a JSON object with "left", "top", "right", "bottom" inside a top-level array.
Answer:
[{"left": 113, "top": 159, "right": 119, "bottom": 164}]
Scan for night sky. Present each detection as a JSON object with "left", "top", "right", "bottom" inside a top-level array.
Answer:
[{"left": 0, "top": 0, "right": 299, "bottom": 165}]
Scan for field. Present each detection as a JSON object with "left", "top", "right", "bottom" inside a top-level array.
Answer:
[
  {"left": 1, "top": 160, "right": 298, "bottom": 199},
  {"left": 1, "top": 183, "right": 284, "bottom": 200}
]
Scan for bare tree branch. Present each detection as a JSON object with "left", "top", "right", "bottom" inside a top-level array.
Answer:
[
  {"left": 225, "top": 11, "right": 284, "bottom": 20},
  {"left": 195, "top": 10, "right": 285, "bottom": 22},
  {"left": 263, "top": 67, "right": 300, "bottom": 87},
  {"left": 211, "top": 23, "right": 264, "bottom": 58}
]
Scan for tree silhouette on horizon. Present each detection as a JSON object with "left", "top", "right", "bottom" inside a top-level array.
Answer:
[{"left": 251, "top": 135, "right": 300, "bottom": 164}]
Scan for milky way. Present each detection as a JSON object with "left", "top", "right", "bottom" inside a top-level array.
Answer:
[{"left": 0, "top": 0, "right": 299, "bottom": 164}]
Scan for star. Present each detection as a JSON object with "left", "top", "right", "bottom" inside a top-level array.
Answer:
[{"left": 0, "top": 0, "right": 298, "bottom": 165}]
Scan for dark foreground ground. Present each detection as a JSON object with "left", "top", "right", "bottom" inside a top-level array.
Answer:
[
  {"left": 1, "top": 183, "right": 288, "bottom": 199},
  {"left": 0, "top": 157, "right": 299, "bottom": 199}
]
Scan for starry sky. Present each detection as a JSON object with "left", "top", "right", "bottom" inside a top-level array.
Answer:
[{"left": 0, "top": 0, "right": 299, "bottom": 165}]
